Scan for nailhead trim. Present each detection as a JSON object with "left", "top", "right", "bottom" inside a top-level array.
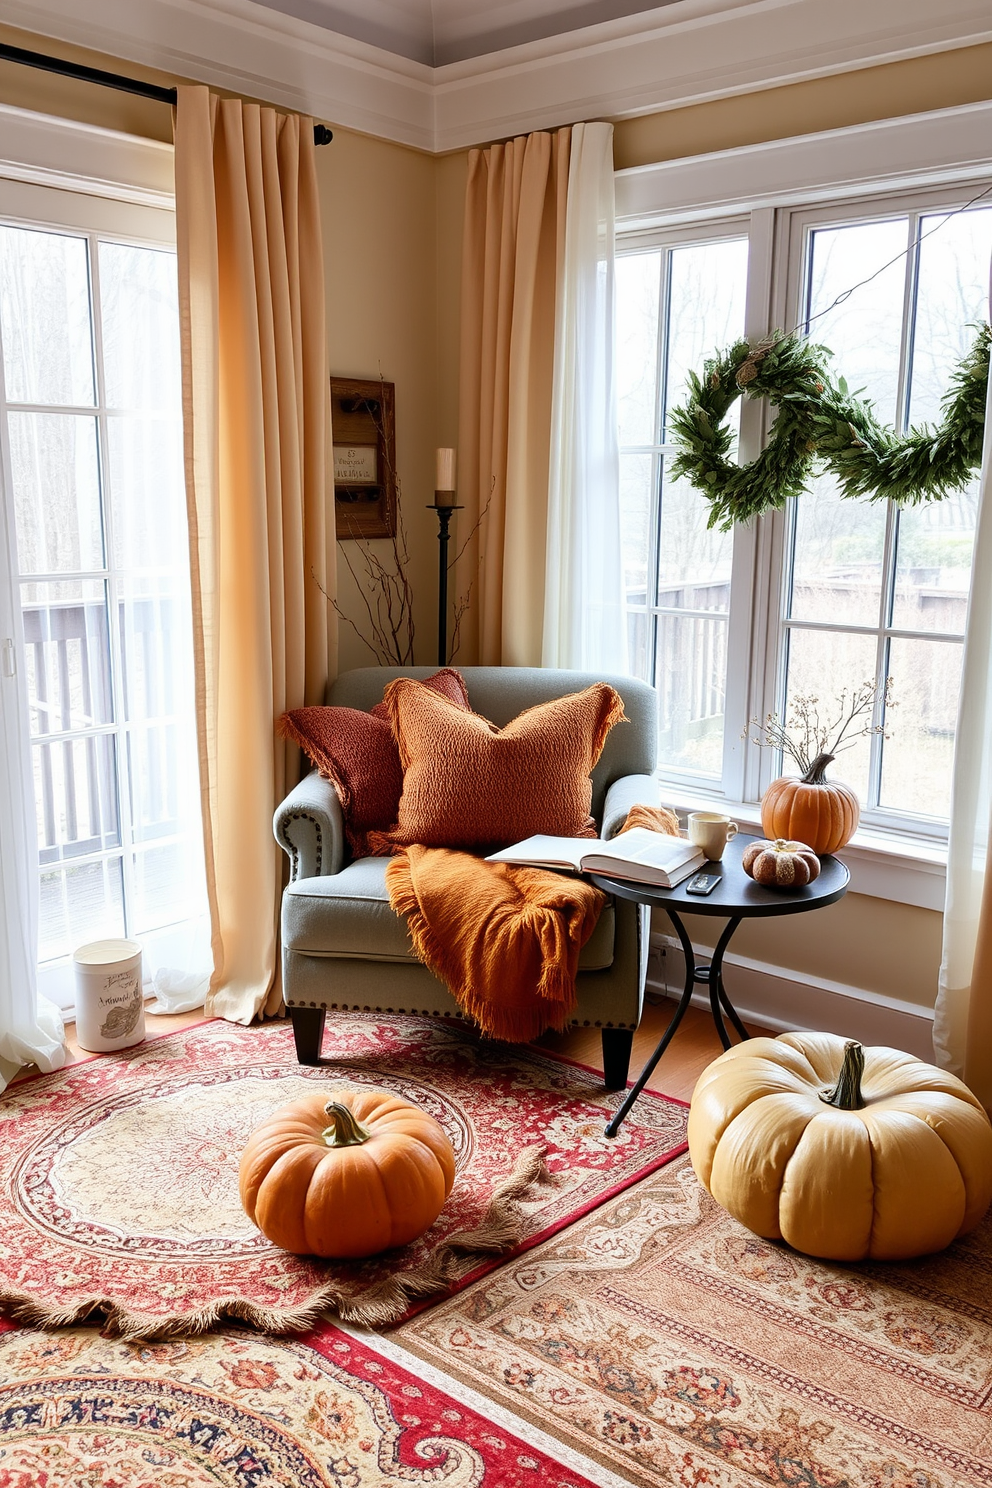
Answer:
[
  {"left": 284, "top": 1000, "right": 634, "bottom": 1029},
  {"left": 275, "top": 809, "right": 323, "bottom": 880}
]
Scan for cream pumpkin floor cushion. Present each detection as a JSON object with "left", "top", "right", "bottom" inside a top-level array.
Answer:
[{"left": 688, "top": 1030, "right": 992, "bottom": 1261}]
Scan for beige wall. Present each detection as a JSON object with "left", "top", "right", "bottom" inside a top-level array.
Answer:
[
  {"left": 316, "top": 129, "right": 442, "bottom": 673},
  {"left": 0, "top": 21, "right": 179, "bottom": 139},
  {"left": 675, "top": 893, "right": 943, "bottom": 1010}
]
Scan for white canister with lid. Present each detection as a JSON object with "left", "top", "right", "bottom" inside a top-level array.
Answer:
[{"left": 73, "top": 938, "right": 145, "bottom": 1052}]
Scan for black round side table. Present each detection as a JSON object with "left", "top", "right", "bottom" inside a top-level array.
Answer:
[{"left": 590, "top": 833, "right": 850, "bottom": 1137}]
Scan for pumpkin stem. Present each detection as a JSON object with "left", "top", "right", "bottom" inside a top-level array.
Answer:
[
  {"left": 820, "top": 1041, "right": 866, "bottom": 1110},
  {"left": 802, "top": 751, "right": 835, "bottom": 785},
  {"left": 322, "top": 1101, "right": 372, "bottom": 1147}
]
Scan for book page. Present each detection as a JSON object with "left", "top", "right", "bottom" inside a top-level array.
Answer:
[
  {"left": 583, "top": 828, "right": 698, "bottom": 870},
  {"left": 485, "top": 835, "right": 601, "bottom": 870}
]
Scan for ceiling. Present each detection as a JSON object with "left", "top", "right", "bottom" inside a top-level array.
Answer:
[{"left": 250, "top": 0, "right": 679, "bottom": 66}]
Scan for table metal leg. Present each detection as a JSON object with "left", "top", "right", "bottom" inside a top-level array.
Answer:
[
  {"left": 718, "top": 975, "right": 750, "bottom": 1043},
  {"left": 605, "top": 908, "right": 751, "bottom": 1137},
  {"left": 708, "top": 915, "right": 743, "bottom": 1049}
]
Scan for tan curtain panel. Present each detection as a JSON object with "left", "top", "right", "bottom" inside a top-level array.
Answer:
[
  {"left": 175, "top": 85, "right": 332, "bottom": 1024},
  {"left": 455, "top": 130, "right": 570, "bottom": 665}
]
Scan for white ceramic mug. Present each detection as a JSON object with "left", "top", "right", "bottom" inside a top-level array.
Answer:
[{"left": 688, "top": 811, "right": 739, "bottom": 862}]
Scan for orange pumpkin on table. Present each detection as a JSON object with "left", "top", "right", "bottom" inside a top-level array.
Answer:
[
  {"left": 760, "top": 751, "right": 858, "bottom": 855},
  {"left": 239, "top": 1086, "right": 456, "bottom": 1258}
]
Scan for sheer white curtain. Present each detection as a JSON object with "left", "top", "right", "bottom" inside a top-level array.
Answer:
[
  {"left": 935, "top": 349, "right": 992, "bottom": 1109},
  {"left": 542, "top": 122, "right": 626, "bottom": 671},
  {"left": 0, "top": 506, "right": 65, "bottom": 1091}
]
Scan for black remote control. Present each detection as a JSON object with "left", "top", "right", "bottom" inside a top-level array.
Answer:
[{"left": 685, "top": 873, "right": 721, "bottom": 895}]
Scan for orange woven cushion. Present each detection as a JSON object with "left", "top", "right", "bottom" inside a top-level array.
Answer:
[
  {"left": 279, "top": 668, "right": 469, "bottom": 858},
  {"left": 372, "top": 679, "right": 627, "bottom": 852}
]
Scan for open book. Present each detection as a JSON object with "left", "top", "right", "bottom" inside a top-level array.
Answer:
[{"left": 486, "top": 827, "right": 706, "bottom": 889}]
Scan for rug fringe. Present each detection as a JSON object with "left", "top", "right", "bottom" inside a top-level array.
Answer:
[{"left": 0, "top": 1144, "right": 553, "bottom": 1343}]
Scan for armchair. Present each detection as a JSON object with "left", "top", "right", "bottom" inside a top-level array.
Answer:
[{"left": 274, "top": 667, "right": 659, "bottom": 1088}]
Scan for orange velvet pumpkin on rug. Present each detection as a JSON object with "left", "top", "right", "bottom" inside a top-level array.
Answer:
[{"left": 239, "top": 1086, "right": 456, "bottom": 1258}]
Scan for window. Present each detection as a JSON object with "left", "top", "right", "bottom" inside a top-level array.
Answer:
[
  {"left": 617, "top": 184, "right": 992, "bottom": 843},
  {"left": 617, "top": 228, "right": 748, "bottom": 780},
  {"left": 0, "top": 212, "right": 207, "bottom": 1006}
]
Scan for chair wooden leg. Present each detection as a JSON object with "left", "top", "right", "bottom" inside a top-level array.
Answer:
[
  {"left": 601, "top": 1027, "right": 634, "bottom": 1090},
  {"left": 290, "top": 1006, "right": 326, "bottom": 1065}
]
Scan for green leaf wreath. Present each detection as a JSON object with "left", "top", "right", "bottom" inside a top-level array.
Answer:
[{"left": 668, "top": 323, "right": 991, "bottom": 531}]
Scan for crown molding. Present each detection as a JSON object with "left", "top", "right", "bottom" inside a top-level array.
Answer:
[
  {"left": 1, "top": 0, "right": 990, "bottom": 153},
  {"left": 431, "top": 0, "right": 992, "bottom": 151},
  {"left": 615, "top": 99, "right": 992, "bottom": 227}
]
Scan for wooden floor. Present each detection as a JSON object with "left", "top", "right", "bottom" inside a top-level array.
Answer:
[
  {"left": 42, "top": 994, "right": 770, "bottom": 1105},
  {"left": 538, "top": 994, "right": 771, "bottom": 1103}
]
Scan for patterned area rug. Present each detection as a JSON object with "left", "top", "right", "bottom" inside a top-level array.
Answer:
[
  {"left": 393, "top": 1152, "right": 992, "bottom": 1488},
  {"left": 0, "top": 1319, "right": 602, "bottom": 1487},
  {"left": 0, "top": 1015, "right": 687, "bottom": 1339}
]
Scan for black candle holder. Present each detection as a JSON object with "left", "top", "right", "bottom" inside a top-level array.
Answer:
[{"left": 429, "top": 494, "right": 462, "bottom": 665}]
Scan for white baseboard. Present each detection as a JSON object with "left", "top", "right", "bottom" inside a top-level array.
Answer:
[{"left": 648, "top": 932, "right": 935, "bottom": 1061}]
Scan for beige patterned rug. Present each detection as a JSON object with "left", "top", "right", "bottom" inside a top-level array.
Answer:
[{"left": 391, "top": 1152, "right": 992, "bottom": 1488}]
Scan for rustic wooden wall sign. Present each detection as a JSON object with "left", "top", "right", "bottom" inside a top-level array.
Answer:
[{"left": 331, "top": 376, "right": 397, "bottom": 539}]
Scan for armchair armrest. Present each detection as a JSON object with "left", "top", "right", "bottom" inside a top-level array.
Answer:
[
  {"left": 601, "top": 774, "right": 662, "bottom": 840},
  {"left": 273, "top": 771, "right": 346, "bottom": 881}
]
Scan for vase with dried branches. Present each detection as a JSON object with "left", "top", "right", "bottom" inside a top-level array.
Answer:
[{"left": 743, "top": 677, "right": 894, "bottom": 855}]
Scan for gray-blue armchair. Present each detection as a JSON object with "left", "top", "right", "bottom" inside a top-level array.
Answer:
[{"left": 273, "top": 667, "right": 659, "bottom": 1088}]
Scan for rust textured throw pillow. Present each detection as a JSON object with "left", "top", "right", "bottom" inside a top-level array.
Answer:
[
  {"left": 279, "top": 668, "right": 469, "bottom": 858},
  {"left": 371, "top": 679, "right": 627, "bottom": 852}
]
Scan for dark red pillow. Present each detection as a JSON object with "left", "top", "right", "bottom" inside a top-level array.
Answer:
[{"left": 279, "top": 669, "right": 469, "bottom": 859}]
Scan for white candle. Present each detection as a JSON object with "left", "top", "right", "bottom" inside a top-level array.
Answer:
[{"left": 435, "top": 447, "right": 456, "bottom": 492}]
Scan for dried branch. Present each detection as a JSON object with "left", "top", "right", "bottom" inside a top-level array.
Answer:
[
  {"left": 743, "top": 676, "right": 894, "bottom": 776},
  {"left": 446, "top": 487, "right": 494, "bottom": 663},
  {"left": 324, "top": 378, "right": 416, "bottom": 665}
]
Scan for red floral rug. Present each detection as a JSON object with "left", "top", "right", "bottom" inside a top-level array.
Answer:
[
  {"left": 0, "top": 1015, "right": 686, "bottom": 1340},
  {"left": 0, "top": 1317, "right": 604, "bottom": 1487}
]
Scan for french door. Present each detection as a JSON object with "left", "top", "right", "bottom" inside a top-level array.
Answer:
[{"left": 0, "top": 193, "right": 206, "bottom": 1008}]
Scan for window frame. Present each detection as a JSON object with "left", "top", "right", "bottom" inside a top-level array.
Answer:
[
  {"left": 617, "top": 215, "right": 754, "bottom": 796},
  {"left": 760, "top": 182, "right": 989, "bottom": 841},
  {"left": 614, "top": 112, "right": 992, "bottom": 905}
]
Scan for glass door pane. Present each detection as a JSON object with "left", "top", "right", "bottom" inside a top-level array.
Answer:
[
  {"left": 0, "top": 225, "right": 95, "bottom": 406},
  {"left": 1, "top": 221, "right": 206, "bottom": 978}
]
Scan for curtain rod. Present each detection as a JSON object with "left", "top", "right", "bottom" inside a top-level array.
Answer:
[{"left": 0, "top": 42, "right": 333, "bottom": 143}]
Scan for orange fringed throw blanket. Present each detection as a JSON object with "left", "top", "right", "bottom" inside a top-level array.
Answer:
[
  {"left": 385, "top": 847, "right": 606, "bottom": 1042},
  {"left": 384, "top": 804, "right": 682, "bottom": 1043}
]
